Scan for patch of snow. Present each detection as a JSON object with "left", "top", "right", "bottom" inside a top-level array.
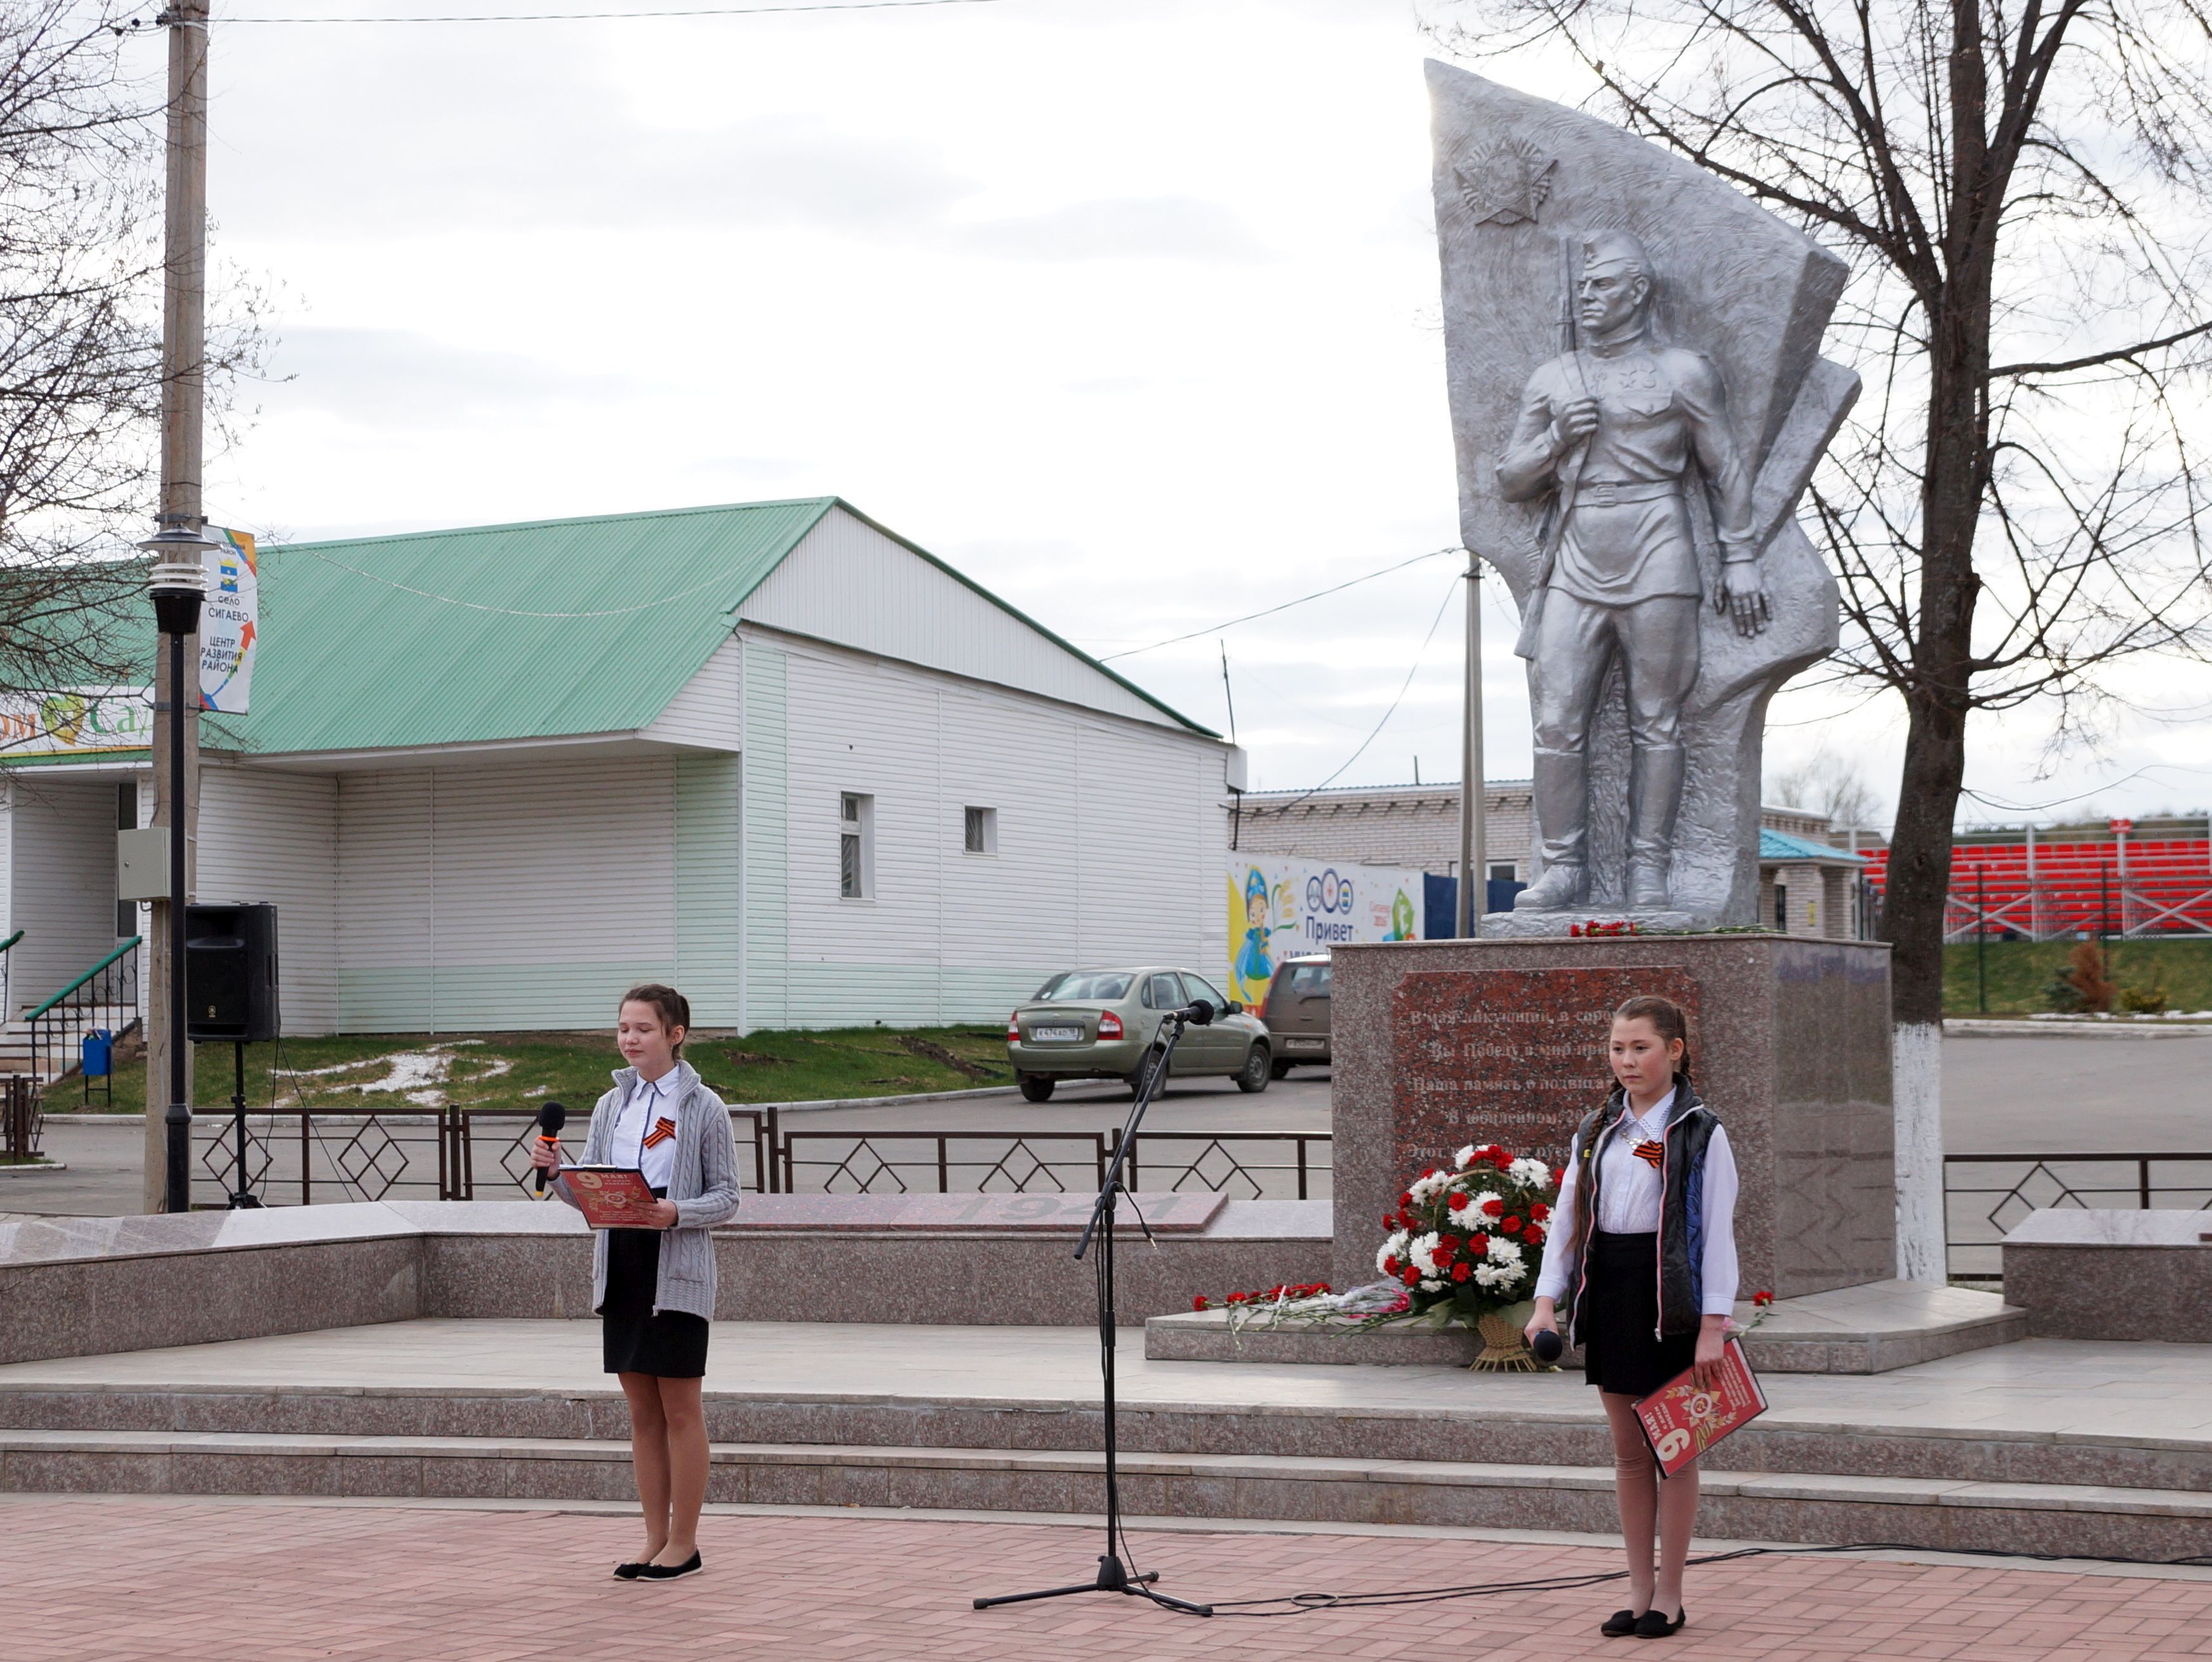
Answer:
[{"left": 276, "top": 1045, "right": 514, "bottom": 1108}]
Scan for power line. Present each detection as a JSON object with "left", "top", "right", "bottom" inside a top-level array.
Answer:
[
  {"left": 211, "top": 0, "right": 1011, "bottom": 22},
  {"left": 1097, "top": 546, "right": 1463, "bottom": 662},
  {"left": 1249, "top": 573, "right": 1460, "bottom": 813}
]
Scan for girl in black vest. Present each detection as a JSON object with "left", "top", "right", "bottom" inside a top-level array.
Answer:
[{"left": 1526, "top": 995, "right": 1739, "bottom": 1640}]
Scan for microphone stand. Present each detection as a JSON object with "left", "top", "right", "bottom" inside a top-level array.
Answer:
[{"left": 973, "top": 1009, "right": 1213, "bottom": 1618}]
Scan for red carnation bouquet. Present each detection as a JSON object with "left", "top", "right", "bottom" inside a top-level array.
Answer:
[{"left": 1373, "top": 1141, "right": 1561, "bottom": 1331}]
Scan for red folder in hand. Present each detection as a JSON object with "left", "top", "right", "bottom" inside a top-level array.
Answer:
[
  {"left": 1634, "top": 1337, "right": 1767, "bottom": 1477},
  {"left": 559, "top": 1165, "right": 660, "bottom": 1229}
]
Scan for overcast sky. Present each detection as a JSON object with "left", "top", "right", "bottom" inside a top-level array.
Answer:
[{"left": 145, "top": 0, "right": 2209, "bottom": 830}]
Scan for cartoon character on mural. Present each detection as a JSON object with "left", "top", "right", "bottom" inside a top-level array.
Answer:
[
  {"left": 1387, "top": 887, "right": 1417, "bottom": 941},
  {"left": 1230, "top": 865, "right": 1278, "bottom": 1004}
]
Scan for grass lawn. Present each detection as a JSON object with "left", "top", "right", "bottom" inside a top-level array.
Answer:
[
  {"left": 55, "top": 1026, "right": 1014, "bottom": 1117},
  {"left": 1944, "top": 936, "right": 2212, "bottom": 1016}
]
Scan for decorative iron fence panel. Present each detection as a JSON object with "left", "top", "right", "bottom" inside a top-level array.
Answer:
[
  {"left": 1942, "top": 1151, "right": 2212, "bottom": 1281},
  {"left": 185, "top": 1106, "right": 1334, "bottom": 1208},
  {"left": 1121, "top": 1132, "right": 1332, "bottom": 1200},
  {"left": 779, "top": 1130, "right": 1111, "bottom": 1196}
]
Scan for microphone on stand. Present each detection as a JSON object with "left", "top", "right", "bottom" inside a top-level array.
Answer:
[
  {"left": 1166, "top": 1001, "right": 1215, "bottom": 1026},
  {"left": 532, "top": 1102, "right": 567, "bottom": 1197}
]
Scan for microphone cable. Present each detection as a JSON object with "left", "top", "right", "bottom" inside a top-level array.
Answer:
[{"left": 1142, "top": 1540, "right": 2212, "bottom": 1620}]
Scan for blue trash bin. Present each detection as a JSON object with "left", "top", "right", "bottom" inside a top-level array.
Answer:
[{"left": 82, "top": 1029, "right": 113, "bottom": 1078}]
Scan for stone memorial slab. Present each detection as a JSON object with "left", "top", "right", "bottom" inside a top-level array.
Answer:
[
  {"left": 717, "top": 1192, "right": 1226, "bottom": 1234},
  {"left": 1394, "top": 965, "right": 1699, "bottom": 1168},
  {"left": 1333, "top": 935, "right": 1894, "bottom": 1301}
]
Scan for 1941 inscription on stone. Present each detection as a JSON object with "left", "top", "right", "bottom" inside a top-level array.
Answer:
[{"left": 1390, "top": 966, "right": 1700, "bottom": 1170}]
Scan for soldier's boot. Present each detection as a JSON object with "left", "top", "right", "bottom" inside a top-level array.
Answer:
[
  {"left": 1626, "top": 743, "right": 1686, "bottom": 909},
  {"left": 1515, "top": 747, "right": 1589, "bottom": 910}
]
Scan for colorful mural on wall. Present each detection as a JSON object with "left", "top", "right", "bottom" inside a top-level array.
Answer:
[{"left": 1225, "top": 856, "right": 1429, "bottom": 1006}]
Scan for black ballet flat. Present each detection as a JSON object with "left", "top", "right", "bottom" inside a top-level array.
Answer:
[
  {"left": 613, "top": 1561, "right": 647, "bottom": 1580},
  {"left": 637, "top": 1550, "right": 703, "bottom": 1581},
  {"left": 1634, "top": 1607, "right": 1686, "bottom": 1638},
  {"left": 1601, "top": 1608, "right": 1643, "bottom": 1637}
]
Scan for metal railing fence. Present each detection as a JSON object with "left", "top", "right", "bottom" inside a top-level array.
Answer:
[
  {"left": 186, "top": 1106, "right": 1332, "bottom": 1208},
  {"left": 1942, "top": 1150, "right": 2212, "bottom": 1282},
  {"left": 26, "top": 935, "right": 141, "bottom": 1101}
]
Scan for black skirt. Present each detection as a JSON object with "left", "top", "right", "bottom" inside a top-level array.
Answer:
[
  {"left": 1577, "top": 1230, "right": 1696, "bottom": 1397},
  {"left": 601, "top": 1188, "right": 710, "bottom": 1379}
]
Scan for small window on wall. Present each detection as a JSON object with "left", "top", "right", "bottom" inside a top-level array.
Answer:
[
  {"left": 1488, "top": 862, "right": 1517, "bottom": 882},
  {"left": 963, "top": 806, "right": 997, "bottom": 856},
  {"left": 839, "top": 792, "right": 875, "bottom": 900}
]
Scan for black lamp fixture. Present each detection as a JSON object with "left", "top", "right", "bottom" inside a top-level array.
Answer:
[{"left": 138, "top": 523, "right": 212, "bottom": 1213}]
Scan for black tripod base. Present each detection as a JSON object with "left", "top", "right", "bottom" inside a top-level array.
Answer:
[{"left": 973, "top": 1554, "right": 1209, "bottom": 1615}]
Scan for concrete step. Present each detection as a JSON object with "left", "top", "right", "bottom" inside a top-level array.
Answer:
[
  {"left": 3, "top": 1427, "right": 2205, "bottom": 1559},
  {"left": 6, "top": 1381, "right": 2208, "bottom": 1496}
]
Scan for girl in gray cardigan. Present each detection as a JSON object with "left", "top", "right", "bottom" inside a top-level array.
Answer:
[{"left": 532, "top": 983, "right": 740, "bottom": 1582}]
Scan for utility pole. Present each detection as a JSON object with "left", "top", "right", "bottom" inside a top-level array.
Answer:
[
  {"left": 140, "top": 1, "right": 209, "bottom": 1212},
  {"left": 1455, "top": 553, "right": 1487, "bottom": 938}
]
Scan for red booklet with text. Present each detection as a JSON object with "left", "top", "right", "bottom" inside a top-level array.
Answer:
[
  {"left": 559, "top": 1165, "right": 661, "bottom": 1229},
  {"left": 1634, "top": 1337, "right": 1767, "bottom": 1477}
]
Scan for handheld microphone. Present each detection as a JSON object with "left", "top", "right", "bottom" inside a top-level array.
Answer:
[
  {"left": 1168, "top": 1001, "right": 1215, "bottom": 1026},
  {"left": 532, "top": 1102, "right": 567, "bottom": 1196},
  {"left": 1531, "top": 1328, "right": 1565, "bottom": 1364}
]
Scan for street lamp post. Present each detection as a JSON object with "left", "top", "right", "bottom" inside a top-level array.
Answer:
[{"left": 143, "top": 532, "right": 209, "bottom": 1214}]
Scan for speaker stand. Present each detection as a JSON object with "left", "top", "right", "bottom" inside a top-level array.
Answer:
[{"left": 224, "top": 1039, "right": 261, "bottom": 1209}]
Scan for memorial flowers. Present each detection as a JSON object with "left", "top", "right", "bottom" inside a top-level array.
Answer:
[{"left": 1372, "top": 1140, "right": 1559, "bottom": 1335}]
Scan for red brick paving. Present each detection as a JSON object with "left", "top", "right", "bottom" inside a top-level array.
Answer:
[{"left": 8, "top": 1498, "right": 2210, "bottom": 1661}]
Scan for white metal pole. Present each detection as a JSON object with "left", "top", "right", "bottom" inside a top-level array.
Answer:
[{"left": 1455, "top": 554, "right": 1485, "bottom": 937}]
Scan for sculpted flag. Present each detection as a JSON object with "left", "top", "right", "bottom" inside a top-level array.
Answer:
[{"left": 1429, "top": 62, "right": 1856, "bottom": 923}]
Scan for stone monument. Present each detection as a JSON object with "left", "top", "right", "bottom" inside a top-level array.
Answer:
[
  {"left": 1431, "top": 61, "right": 1859, "bottom": 929},
  {"left": 1325, "top": 66, "right": 1897, "bottom": 1307}
]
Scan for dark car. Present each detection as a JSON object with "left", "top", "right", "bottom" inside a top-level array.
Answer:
[
  {"left": 1261, "top": 954, "right": 1331, "bottom": 1076},
  {"left": 1006, "top": 965, "right": 1273, "bottom": 1101}
]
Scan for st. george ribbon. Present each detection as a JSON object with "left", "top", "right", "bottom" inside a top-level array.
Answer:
[{"left": 531, "top": 1102, "right": 566, "bottom": 1196}]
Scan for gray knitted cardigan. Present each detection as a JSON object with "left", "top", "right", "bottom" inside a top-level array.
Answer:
[{"left": 554, "top": 1059, "right": 741, "bottom": 1320}]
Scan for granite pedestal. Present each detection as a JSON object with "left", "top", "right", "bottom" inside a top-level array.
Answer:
[
  {"left": 1330, "top": 934, "right": 1894, "bottom": 1300},
  {"left": 2003, "top": 1208, "right": 2212, "bottom": 1340}
]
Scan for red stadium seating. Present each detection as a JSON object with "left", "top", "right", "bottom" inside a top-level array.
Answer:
[{"left": 1863, "top": 836, "right": 2212, "bottom": 939}]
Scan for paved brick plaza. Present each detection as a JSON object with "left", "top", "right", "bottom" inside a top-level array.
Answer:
[{"left": 10, "top": 1497, "right": 2209, "bottom": 1661}]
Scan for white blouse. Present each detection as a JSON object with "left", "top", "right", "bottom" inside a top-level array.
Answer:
[
  {"left": 609, "top": 1069, "right": 684, "bottom": 1191},
  {"left": 1532, "top": 1089, "right": 1740, "bottom": 1315}
]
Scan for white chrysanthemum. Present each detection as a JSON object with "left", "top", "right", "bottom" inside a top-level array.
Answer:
[
  {"left": 1487, "top": 1234, "right": 1525, "bottom": 1264},
  {"left": 1470, "top": 1189, "right": 1501, "bottom": 1215},
  {"left": 1507, "top": 1156, "right": 1551, "bottom": 1189},
  {"left": 1419, "top": 1278, "right": 1445, "bottom": 1292},
  {"left": 1374, "top": 1230, "right": 1411, "bottom": 1274},
  {"left": 1474, "top": 1260, "right": 1524, "bottom": 1290},
  {"left": 1408, "top": 1170, "right": 1454, "bottom": 1205},
  {"left": 1408, "top": 1231, "right": 1443, "bottom": 1275},
  {"left": 1454, "top": 1144, "right": 1478, "bottom": 1170}
]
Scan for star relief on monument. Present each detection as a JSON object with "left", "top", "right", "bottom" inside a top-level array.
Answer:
[{"left": 1454, "top": 139, "right": 1557, "bottom": 227}]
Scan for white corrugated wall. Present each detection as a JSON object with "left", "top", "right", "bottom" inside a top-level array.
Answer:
[
  {"left": 751, "top": 627, "right": 1229, "bottom": 1029},
  {"left": 739, "top": 507, "right": 1180, "bottom": 730},
  {"left": 4, "top": 776, "right": 124, "bottom": 1011},
  {"left": 197, "top": 765, "right": 340, "bottom": 1033},
  {"left": 332, "top": 754, "right": 682, "bottom": 1033}
]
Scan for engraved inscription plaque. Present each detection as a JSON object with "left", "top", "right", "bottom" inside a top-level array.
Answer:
[{"left": 1389, "top": 967, "right": 1700, "bottom": 1171}]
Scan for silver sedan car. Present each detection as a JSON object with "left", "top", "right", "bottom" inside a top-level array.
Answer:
[{"left": 1006, "top": 965, "right": 1273, "bottom": 1101}]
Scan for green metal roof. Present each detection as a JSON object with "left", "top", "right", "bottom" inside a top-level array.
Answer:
[
  {"left": 9, "top": 497, "right": 1213, "bottom": 761},
  {"left": 219, "top": 497, "right": 836, "bottom": 756}
]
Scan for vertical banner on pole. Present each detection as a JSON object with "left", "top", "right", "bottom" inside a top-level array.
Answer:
[{"left": 198, "top": 527, "right": 257, "bottom": 712}]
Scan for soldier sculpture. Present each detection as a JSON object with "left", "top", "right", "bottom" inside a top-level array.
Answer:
[{"left": 1495, "top": 230, "right": 1771, "bottom": 912}]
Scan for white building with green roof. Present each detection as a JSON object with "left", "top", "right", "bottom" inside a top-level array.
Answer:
[{"left": 1, "top": 499, "right": 1240, "bottom": 1036}]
